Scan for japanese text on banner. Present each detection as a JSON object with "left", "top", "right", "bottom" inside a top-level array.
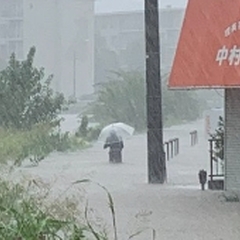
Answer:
[{"left": 216, "top": 45, "right": 240, "bottom": 66}]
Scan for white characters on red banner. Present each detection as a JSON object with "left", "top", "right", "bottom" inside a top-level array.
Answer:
[
  {"left": 216, "top": 45, "right": 240, "bottom": 66},
  {"left": 224, "top": 20, "right": 240, "bottom": 37}
]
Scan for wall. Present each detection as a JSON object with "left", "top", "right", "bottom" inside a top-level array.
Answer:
[
  {"left": 94, "top": 8, "right": 185, "bottom": 85},
  {"left": 60, "top": 0, "right": 94, "bottom": 98},
  {"left": 0, "top": 0, "right": 24, "bottom": 64},
  {"left": 225, "top": 89, "right": 240, "bottom": 192},
  {"left": 23, "top": 0, "right": 94, "bottom": 98},
  {"left": 23, "top": 0, "right": 62, "bottom": 92}
]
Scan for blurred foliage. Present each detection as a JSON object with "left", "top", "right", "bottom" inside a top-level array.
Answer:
[
  {"left": 89, "top": 71, "right": 146, "bottom": 131},
  {"left": 53, "top": 131, "right": 89, "bottom": 153},
  {"left": 76, "top": 115, "right": 102, "bottom": 142},
  {"left": 210, "top": 116, "right": 224, "bottom": 161},
  {"left": 161, "top": 80, "right": 205, "bottom": 125},
  {"left": 94, "top": 32, "right": 119, "bottom": 86},
  {"left": 0, "top": 123, "right": 89, "bottom": 166},
  {"left": 0, "top": 178, "right": 105, "bottom": 239},
  {"left": 0, "top": 46, "right": 90, "bottom": 166},
  {"left": 0, "top": 46, "right": 66, "bottom": 130},
  {"left": 0, "top": 177, "right": 155, "bottom": 240},
  {"left": 78, "top": 116, "right": 89, "bottom": 138},
  {"left": 88, "top": 71, "right": 205, "bottom": 131},
  {"left": 85, "top": 126, "right": 102, "bottom": 142},
  {"left": 0, "top": 57, "right": 6, "bottom": 71}
]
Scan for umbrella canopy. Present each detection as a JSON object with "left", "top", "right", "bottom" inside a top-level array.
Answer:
[{"left": 98, "top": 122, "right": 134, "bottom": 142}]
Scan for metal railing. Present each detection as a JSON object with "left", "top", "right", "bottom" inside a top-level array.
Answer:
[
  {"left": 190, "top": 130, "right": 198, "bottom": 146},
  {"left": 208, "top": 138, "right": 224, "bottom": 181},
  {"left": 164, "top": 138, "right": 179, "bottom": 160}
]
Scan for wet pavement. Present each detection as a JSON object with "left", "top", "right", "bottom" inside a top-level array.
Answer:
[{"left": 9, "top": 119, "right": 240, "bottom": 240}]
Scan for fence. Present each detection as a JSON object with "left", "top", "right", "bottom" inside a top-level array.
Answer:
[
  {"left": 208, "top": 138, "right": 224, "bottom": 180},
  {"left": 164, "top": 138, "right": 179, "bottom": 160},
  {"left": 190, "top": 130, "right": 198, "bottom": 146}
]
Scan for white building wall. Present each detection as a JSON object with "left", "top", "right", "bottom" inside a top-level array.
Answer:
[
  {"left": 94, "top": 8, "right": 185, "bottom": 78},
  {"left": 0, "top": 0, "right": 24, "bottom": 63},
  {"left": 23, "top": 0, "right": 60, "bottom": 90},
  {"left": 60, "top": 0, "right": 94, "bottom": 98},
  {"left": 23, "top": 0, "right": 94, "bottom": 98}
]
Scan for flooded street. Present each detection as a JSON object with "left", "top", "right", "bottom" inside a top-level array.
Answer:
[
  {"left": 10, "top": 119, "right": 240, "bottom": 240},
  {"left": 1, "top": 0, "right": 240, "bottom": 239}
]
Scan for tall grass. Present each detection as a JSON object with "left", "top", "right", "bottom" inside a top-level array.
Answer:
[
  {"left": 0, "top": 177, "right": 104, "bottom": 239},
  {"left": 0, "top": 177, "right": 156, "bottom": 240},
  {"left": 0, "top": 124, "right": 89, "bottom": 166}
]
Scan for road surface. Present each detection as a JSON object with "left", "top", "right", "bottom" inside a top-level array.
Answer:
[{"left": 9, "top": 119, "right": 240, "bottom": 240}]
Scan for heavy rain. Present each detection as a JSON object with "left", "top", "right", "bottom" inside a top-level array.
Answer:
[{"left": 0, "top": 0, "right": 239, "bottom": 239}]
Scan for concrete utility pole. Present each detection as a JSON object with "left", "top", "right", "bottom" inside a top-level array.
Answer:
[
  {"left": 73, "top": 52, "right": 76, "bottom": 98},
  {"left": 145, "top": 0, "right": 166, "bottom": 183}
]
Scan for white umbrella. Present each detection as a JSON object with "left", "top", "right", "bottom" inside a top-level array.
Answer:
[{"left": 98, "top": 122, "right": 135, "bottom": 142}]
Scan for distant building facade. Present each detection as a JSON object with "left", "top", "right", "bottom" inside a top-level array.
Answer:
[
  {"left": 94, "top": 7, "right": 185, "bottom": 86},
  {"left": 0, "top": 0, "right": 95, "bottom": 98},
  {"left": 0, "top": 0, "right": 24, "bottom": 66}
]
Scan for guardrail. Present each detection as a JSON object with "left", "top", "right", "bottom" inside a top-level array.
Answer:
[
  {"left": 164, "top": 138, "right": 179, "bottom": 160},
  {"left": 190, "top": 130, "right": 198, "bottom": 146}
]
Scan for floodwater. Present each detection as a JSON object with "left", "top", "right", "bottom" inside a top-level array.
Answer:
[{"left": 9, "top": 119, "right": 240, "bottom": 240}]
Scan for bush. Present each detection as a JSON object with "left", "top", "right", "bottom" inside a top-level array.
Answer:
[
  {"left": 77, "top": 116, "right": 89, "bottom": 138},
  {"left": 0, "top": 175, "right": 157, "bottom": 240},
  {"left": 0, "top": 178, "right": 94, "bottom": 239},
  {"left": 86, "top": 126, "right": 102, "bottom": 142},
  {"left": 210, "top": 116, "right": 224, "bottom": 161},
  {"left": 75, "top": 116, "right": 102, "bottom": 142},
  {"left": 53, "top": 131, "right": 90, "bottom": 152},
  {"left": 88, "top": 71, "right": 204, "bottom": 132},
  {"left": 0, "top": 47, "right": 65, "bottom": 130},
  {"left": 0, "top": 124, "right": 89, "bottom": 166}
]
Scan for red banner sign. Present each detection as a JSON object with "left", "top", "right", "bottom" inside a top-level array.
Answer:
[{"left": 168, "top": 0, "right": 240, "bottom": 88}]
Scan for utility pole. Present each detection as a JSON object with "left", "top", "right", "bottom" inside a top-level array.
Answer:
[
  {"left": 73, "top": 51, "right": 76, "bottom": 98},
  {"left": 145, "top": 0, "right": 166, "bottom": 183}
]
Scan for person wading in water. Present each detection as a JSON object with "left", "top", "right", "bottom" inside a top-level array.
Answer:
[{"left": 104, "top": 130, "right": 124, "bottom": 163}]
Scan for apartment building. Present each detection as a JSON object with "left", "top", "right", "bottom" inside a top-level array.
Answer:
[
  {"left": 0, "top": 0, "right": 23, "bottom": 67},
  {"left": 94, "top": 7, "right": 185, "bottom": 85},
  {"left": 0, "top": 0, "right": 95, "bottom": 98}
]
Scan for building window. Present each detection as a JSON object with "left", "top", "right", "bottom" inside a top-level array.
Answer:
[
  {"left": 7, "top": 20, "right": 23, "bottom": 39},
  {"left": 0, "top": 24, "right": 7, "bottom": 38},
  {"left": 16, "top": 0, "right": 24, "bottom": 17},
  {"left": 1, "top": 0, "right": 23, "bottom": 18},
  {"left": 0, "top": 44, "right": 8, "bottom": 60}
]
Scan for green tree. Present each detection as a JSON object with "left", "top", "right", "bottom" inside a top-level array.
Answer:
[
  {"left": 94, "top": 33, "right": 119, "bottom": 86},
  {"left": 0, "top": 47, "right": 65, "bottom": 129},
  {"left": 89, "top": 71, "right": 203, "bottom": 131},
  {"left": 77, "top": 115, "right": 89, "bottom": 138},
  {"left": 90, "top": 71, "right": 146, "bottom": 131},
  {"left": 0, "top": 57, "right": 6, "bottom": 71}
]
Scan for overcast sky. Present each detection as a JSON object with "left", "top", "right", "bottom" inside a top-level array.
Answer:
[{"left": 95, "top": 0, "right": 188, "bottom": 13}]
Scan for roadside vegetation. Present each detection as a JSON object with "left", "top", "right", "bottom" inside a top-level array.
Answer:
[
  {"left": 87, "top": 71, "right": 206, "bottom": 132},
  {"left": 0, "top": 48, "right": 150, "bottom": 240},
  {"left": 0, "top": 47, "right": 94, "bottom": 167}
]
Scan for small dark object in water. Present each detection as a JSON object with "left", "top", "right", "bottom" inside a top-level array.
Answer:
[{"left": 198, "top": 169, "right": 207, "bottom": 190}]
